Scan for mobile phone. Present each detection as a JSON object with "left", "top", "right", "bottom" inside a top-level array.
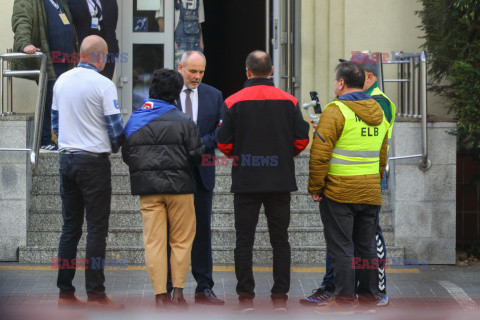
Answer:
[{"left": 310, "top": 91, "right": 322, "bottom": 114}]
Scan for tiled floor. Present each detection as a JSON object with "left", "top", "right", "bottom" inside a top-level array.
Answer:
[{"left": 0, "top": 264, "right": 479, "bottom": 319}]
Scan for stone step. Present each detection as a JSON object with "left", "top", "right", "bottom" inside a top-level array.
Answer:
[
  {"left": 32, "top": 172, "right": 311, "bottom": 194},
  {"left": 32, "top": 175, "right": 392, "bottom": 209},
  {"left": 19, "top": 245, "right": 405, "bottom": 265},
  {"left": 26, "top": 225, "right": 395, "bottom": 248},
  {"left": 30, "top": 191, "right": 391, "bottom": 212},
  {"left": 28, "top": 208, "right": 393, "bottom": 229},
  {"left": 30, "top": 192, "right": 345, "bottom": 211},
  {"left": 33, "top": 153, "right": 312, "bottom": 176}
]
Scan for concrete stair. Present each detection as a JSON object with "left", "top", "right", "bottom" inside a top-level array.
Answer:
[{"left": 19, "top": 152, "right": 404, "bottom": 265}]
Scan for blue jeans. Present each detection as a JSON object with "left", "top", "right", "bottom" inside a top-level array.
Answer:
[{"left": 56, "top": 153, "right": 112, "bottom": 298}]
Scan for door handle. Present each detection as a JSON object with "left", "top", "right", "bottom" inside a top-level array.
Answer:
[{"left": 117, "top": 76, "right": 128, "bottom": 88}]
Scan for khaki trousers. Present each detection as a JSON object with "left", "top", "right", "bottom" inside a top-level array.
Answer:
[{"left": 140, "top": 194, "right": 196, "bottom": 295}]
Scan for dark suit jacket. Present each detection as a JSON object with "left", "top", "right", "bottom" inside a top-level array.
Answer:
[
  {"left": 178, "top": 83, "right": 224, "bottom": 191},
  {"left": 67, "top": 0, "right": 119, "bottom": 54}
]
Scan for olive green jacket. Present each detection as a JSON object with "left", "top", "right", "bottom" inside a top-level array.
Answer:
[{"left": 12, "top": 0, "right": 78, "bottom": 80}]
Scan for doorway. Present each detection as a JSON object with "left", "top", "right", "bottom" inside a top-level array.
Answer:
[{"left": 202, "top": 0, "right": 266, "bottom": 99}]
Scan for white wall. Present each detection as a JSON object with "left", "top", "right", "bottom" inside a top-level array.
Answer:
[{"left": 301, "top": 0, "right": 450, "bottom": 118}]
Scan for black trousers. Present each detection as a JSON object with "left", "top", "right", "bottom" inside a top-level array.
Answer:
[
  {"left": 167, "top": 169, "right": 214, "bottom": 293},
  {"left": 234, "top": 192, "right": 291, "bottom": 299},
  {"left": 56, "top": 154, "right": 111, "bottom": 298},
  {"left": 322, "top": 209, "right": 387, "bottom": 295},
  {"left": 320, "top": 197, "right": 378, "bottom": 305}
]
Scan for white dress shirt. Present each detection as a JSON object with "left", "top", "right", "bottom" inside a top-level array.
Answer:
[{"left": 179, "top": 85, "right": 199, "bottom": 123}]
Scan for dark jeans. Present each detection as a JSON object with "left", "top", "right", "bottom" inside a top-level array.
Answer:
[
  {"left": 167, "top": 169, "right": 214, "bottom": 293},
  {"left": 43, "top": 64, "right": 68, "bottom": 145},
  {"left": 320, "top": 197, "right": 378, "bottom": 305},
  {"left": 56, "top": 153, "right": 112, "bottom": 298},
  {"left": 41, "top": 80, "right": 55, "bottom": 145},
  {"left": 321, "top": 208, "right": 387, "bottom": 295},
  {"left": 234, "top": 192, "right": 291, "bottom": 299}
]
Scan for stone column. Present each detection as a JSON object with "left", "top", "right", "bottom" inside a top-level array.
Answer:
[
  {"left": 391, "top": 120, "right": 456, "bottom": 264},
  {"left": 0, "top": 115, "right": 33, "bottom": 261}
]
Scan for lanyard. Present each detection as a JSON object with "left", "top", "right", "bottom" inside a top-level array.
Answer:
[
  {"left": 48, "top": 0, "right": 63, "bottom": 13},
  {"left": 78, "top": 62, "right": 99, "bottom": 73},
  {"left": 87, "top": 0, "right": 102, "bottom": 18}
]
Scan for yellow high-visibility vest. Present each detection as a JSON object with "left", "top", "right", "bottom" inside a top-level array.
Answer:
[{"left": 328, "top": 100, "right": 389, "bottom": 176}]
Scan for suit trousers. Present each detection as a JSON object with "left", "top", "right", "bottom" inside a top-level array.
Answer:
[
  {"left": 320, "top": 197, "right": 378, "bottom": 305},
  {"left": 234, "top": 192, "right": 291, "bottom": 299},
  {"left": 191, "top": 168, "right": 215, "bottom": 292},
  {"left": 140, "top": 194, "right": 196, "bottom": 295}
]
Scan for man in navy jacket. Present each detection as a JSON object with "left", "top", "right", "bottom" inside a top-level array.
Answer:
[
  {"left": 68, "top": 0, "right": 119, "bottom": 80},
  {"left": 167, "top": 50, "right": 225, "bottom": 305}
]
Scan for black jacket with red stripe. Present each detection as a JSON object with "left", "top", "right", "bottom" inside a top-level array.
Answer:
[{"left": 216, "top": 77, "right": 309, "bottom": 193}]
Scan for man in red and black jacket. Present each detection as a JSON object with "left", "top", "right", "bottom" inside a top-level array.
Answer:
[{"left": 216, "top": 50, "right": 309, "bottom": 311}]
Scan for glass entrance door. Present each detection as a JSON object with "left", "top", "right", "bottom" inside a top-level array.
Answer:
[
  {"left": 117, "top": 0, "right": 175, "bottom": 122},
  {"left": 269, "top": 0, "right": 295, "bottom": 94}
]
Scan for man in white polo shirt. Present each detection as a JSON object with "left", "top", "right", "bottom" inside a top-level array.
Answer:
[{"left": 51, "top": 35, "right": 124, "bottom": 309}]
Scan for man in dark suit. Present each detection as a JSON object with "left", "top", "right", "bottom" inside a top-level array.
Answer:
[
  {"left": 168, "top": 50, "right": 224, "bottom": 305},
  {"left": 68, "top": 0, "right": 119, "bottom": 80}
]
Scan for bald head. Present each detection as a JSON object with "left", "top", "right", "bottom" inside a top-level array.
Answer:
[
  {"left": 245, "top": 50, "right": 273, "bottom": 78},
  {"left": 79, "top": 35, "right": 108, "bottom": 71},
  {"left": 180, "top": 50, "right": 206, "bottom": 67}
]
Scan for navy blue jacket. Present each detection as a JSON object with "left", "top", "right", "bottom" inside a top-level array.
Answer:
[{"left": 177, "top": 83, "right": 224, "bottom": 191}]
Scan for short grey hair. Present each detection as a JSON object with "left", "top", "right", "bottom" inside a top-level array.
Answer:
[{"left": 180, "top": 50, "right": 206, "bottom": 66}]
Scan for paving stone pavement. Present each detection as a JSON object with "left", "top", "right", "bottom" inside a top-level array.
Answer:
[{"left": 0, "top": 264, "right": 479, "bottom": 320}]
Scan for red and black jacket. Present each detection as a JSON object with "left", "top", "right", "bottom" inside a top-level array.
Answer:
[{"left": 216, "top": 77, "right": 309, "bottom": 193}]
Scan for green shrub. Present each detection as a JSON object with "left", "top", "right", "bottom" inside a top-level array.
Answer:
[{"left": 417, "top": 0, "right": 480, "bottom": 157}]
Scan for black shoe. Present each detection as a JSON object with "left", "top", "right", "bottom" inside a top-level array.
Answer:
[
  {"left": 299, "top": 287, "right": 334, "bottom": 306},
  {"left": 40, "top": 143, "right": 58, "bottom": 152},
  {"left": 194, "top": 289, "right": 225, "bottom": 305}
]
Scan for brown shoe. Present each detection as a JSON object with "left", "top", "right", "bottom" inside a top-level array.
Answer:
[
  {"left": 171, "top": 288, "right": 188, "bottom": 309},
  {"left": 86, "top": 296, "right": 125, "bottom": 309},
  {"left": 58, "top": 293, "right": 85, "bottom": 308},
  {"left": 155, "top": 293, "right": 171, "bottom": 308}
]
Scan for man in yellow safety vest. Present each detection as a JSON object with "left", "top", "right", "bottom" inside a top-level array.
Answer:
[
  {"left": 301, "top": 53, "right": 395, "bottom": 308},
  {"left": 308, "top": 61, "right": 389, "bottom": 313}
]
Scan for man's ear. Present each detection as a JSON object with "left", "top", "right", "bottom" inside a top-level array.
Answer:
[
  {"left": 246, "top": 68, "right": 252, "bottom": 79},
  {"left": 178, "top": 63, "right": 183, "bottom": 73},
  {"left": 270, "top": 66, "right": 274, "bottom": 77}
]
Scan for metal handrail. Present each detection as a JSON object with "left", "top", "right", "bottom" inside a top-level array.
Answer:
[
  {"left": 0, "top": 52, "right": 48, "bottom": 170},
  {"left": 379, "top": 51, "right": 431, "bottom": 172}
]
